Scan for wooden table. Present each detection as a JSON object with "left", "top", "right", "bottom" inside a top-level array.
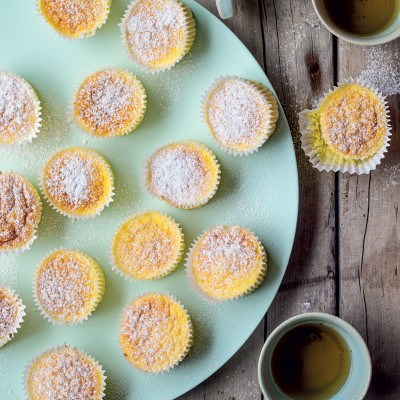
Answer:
[{"left": 179, "top": 1, "right": 400, "bottom": 399}]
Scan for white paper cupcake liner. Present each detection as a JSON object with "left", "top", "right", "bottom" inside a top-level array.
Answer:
[
  {"left": 40, "top": 147, "right": 114, "bottom": 220},
  {"left": 0, "top": 172, "right": 42, "bottom": 254},
  {"left": 299, "top": 77, "right": 392, "bottom": 175},
  {"left": 186, "top": 225, "right": 268, "bottom": 303},
  {"left": 202, "top": 75, "right": 279, "bottom": 156},
  {"left": 119, "top": 292, "right": 193, "bottom": 373},
  {"left": 142, "top": 140, "right": 221, "bottom": 210},
  {"left": 109, "top": 211, "right": 185, "bottom": 280},
  {"left": 23, "top": 343, "right": 106, "bottom": 399},
  {"left": 0, "top": 71, "right": 42, "bottom": 146},
  {"left": 33, "top": 248, "right": 105, "bottom": 325},
  {"left": 67, "top": 67, "right": 147, "bottom": 139},
  {"left": 36, "top": 0, "right": 111, "bottom": 40},
  {"left": 0, "top": 287, "right": 26, "bottom": 348},
  {"left": 119, "top": 0, "right": 196, "bottom": 73}
]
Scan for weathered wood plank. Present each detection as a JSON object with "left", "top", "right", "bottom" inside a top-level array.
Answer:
[
  {"left": 260, "top": 0, "right": 337, "bottom": 334},
  {"left": 338, "top": 40, "right": 400, "bottom": 400},
  {"left": 178, "top": 1, "right": 265, "bottom": 399}
]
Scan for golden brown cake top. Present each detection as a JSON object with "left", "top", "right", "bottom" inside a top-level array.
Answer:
[
  {"left": 35, "top": 249, "right": 101, "bottom": 322},
  {"left": 39, "top": 0, "right": 109, "bottom": 38},
  {"left": 0, "top": 172, "right": 41, "bottom": 251},
  {"left": 28, "top": 345, "right": 104, "bottom": 400},
  {"left": 320, "top": 83, "right": 387, "bottom": 160},
  {"left": 0, "top": 72, "right": 39, "bottom": 144},
  {"left": 124, "top": 0, "right": 188, "bottom": 69},
  {"left": 0, "top": 289, "right": 18, "bottom": 339},
  {"left": 73, "top": 69, "right": 146, "bottom": 137},
  {"left": 120, "top": 293, "right": 191, "bottom": 372}
]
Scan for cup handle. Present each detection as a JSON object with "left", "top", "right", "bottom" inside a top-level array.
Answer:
[{"left": 215, "top": 0, "right": 237, "bottom": 19}]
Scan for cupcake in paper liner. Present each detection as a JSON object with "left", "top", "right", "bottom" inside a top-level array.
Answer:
[
  {"left": 37, "top": 0, "right": 111, "bottom": 39},
  {"left": 143, "top": 140, "right": 220, "bottom": 209},
  {"left": 69, "top": 68, "right": 147, "bottom": 138},
  {"left": 120, "top": 292, "right": 193, "bottom": 373},
  {"left": 110, "top": 211, "right": 184, "bottom": 280},
  {"left": 0, "top": 172, "right": 42, "bottom": 254},
  {"left": 203, "top": 76, "right": 279, "bottom": 156},
  {"left": 0, "top": 287, "right": 26, "bottom": 348},
  {"left": 186, "top": 225, "right": 267, "bottom": 302},
  {"left": 0, "top": 71, "right": 41, "bottom": 145},
  {"left": 24, "top": 344, "right": 106, "bottom": 399},
  {"left": 299, "top": 78, "right": 391, "bottom": 175},
  {"left": 33, "top": 249, "right": 105, "bottom": 325},
  {"left": 120, "top": 0, "right": 196, "bottom": 73},
  {"left": 41, "top": 146, "right": 114, "bottom": 219}
]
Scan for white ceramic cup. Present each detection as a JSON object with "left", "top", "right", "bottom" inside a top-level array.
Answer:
[
  {"left": 216, "top": 0, "right": 237, "bottom": 19},
  {"left": 312, "top": 0, "right": 400, "bottom": 45}
]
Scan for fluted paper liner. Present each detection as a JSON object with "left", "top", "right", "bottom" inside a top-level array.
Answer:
[
  {"left": 36, "top": 0, "right": 111, "bottom": 40},
  {"left": 142, "top": 140, "right": 221, "bottom": 209},
  {"left": 0, "top": 71, "right": 41, "bottom": 145},
  {"left": 40, "top": 147, "right": 114, "bottom": 219},
  {"left": 119, "top": 292, "right": 193, "bottom": 373},
  {"left": 23, "top": 344, "right": 106, "bottom": 399},
  {"left": 0, "top": 287, "right": 26, "bottom": 348},
  {"left": 202, "top": 75, "right": 279, "bottom": 156},
  {"left": 186, "top": 225, "right": 268, "bottom": 303},
  {"left": 0, "top": 172, "right": 42, "bottom": 254},
  {"left": 110, "top": 211, "right": 185, "bottom": 280},
  {"left": 299, "top": 78, "right": 391, "bottom": 175},
  {"left": 67, "top": 67, "right": 147, "bottom": 139},
  {"left": 119, "top": 0, "right": 196, "bottom": 73},
  {"left": 33, "top": 248, "right": 105, "bottom": 325}
]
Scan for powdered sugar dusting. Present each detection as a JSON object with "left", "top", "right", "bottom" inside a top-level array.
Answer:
[
  {"left": 0, "top": 290, "right": 18, "bottom": 339},
  {"left": 125, "top": 0, "right": 186, "bottom": 65},
  {"left": 35, "top": 250, "right": 98, "bottom": 321},
  {"left": 193, "top": 225, "right": 259, "bottom": 276},
  {"left": 44, "top": 150, "right": 96, "bottom": 209},
  {"left": 74, "top": 69, "right": 144, "bottom": 136},
  {"left": 148, "top": 144, "right": 212, "bottom": 207},
  {"left": 0, "top": 172, "right": 41, "bottom": 250},
  {"left": 28, "top": 346, "right": 104, "bottom": 400},
  {"left": 0, "top": 72, "right": 38, "bottom": 143},
  {"left": 120, "top": 294, "right": 190, "bottom": 371},
  {"left": 207, "top": 78, "right": 269, "bottom": 147}
]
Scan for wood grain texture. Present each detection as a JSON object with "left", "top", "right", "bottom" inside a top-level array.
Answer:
[
  {"left": 260, "top": 0, "right": 337, "bottom": 330},
  {"left": 338, "top": 41, "right": 400, "bottom": 400}
]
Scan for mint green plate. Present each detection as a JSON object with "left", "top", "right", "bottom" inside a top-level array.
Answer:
[{"left": 0, "top": 1, "right": 298, "bottom": 399}]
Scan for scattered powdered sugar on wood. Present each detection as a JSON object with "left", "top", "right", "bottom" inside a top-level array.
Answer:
[
  {"left": 125, "top": 0, "right": 185, "bottom": 65},
  {"left": 149, "top": 145, "right": 209, "bottom": 206},
  {"left": 359, "top": 45, "right": 400, "bottom": 97},
  {"left": 207, "top": 79, "right": 268, "bottom": 146},
  {"left": 0, "top": 72, "right": 37, "bottom": 142}
]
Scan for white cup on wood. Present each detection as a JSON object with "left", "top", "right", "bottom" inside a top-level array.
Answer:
[{"left": 215, "top": 0, "right": 237, "bottom": 19}]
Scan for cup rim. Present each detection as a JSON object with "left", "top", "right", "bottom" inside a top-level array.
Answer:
[
  {"left": 311, "top": 0, "right": 400, "bottom": 46},
  {"left": 258, "top": 312, "right": 372, "bottom": 400}
]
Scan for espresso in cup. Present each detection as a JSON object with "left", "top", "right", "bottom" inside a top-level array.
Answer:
[{"left": 323, "top": 0, "right": 399, "bottom": 35}]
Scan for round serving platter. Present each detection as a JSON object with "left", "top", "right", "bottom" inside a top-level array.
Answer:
[{"left": 0, "top": 1, "right": 298, "bottom": 399}]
